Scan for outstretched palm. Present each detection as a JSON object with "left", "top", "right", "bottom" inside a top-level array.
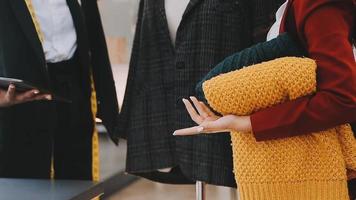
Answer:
[{"left": 173, "top": 96, "right": 251, "bottom": 136}]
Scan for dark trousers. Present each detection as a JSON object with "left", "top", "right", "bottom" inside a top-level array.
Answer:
[
  {"left": 0, "top": 56, "right": 93, "bottom": 180},
  {"left": 48, "top": 56, "right": 94, "bottom": 180}
]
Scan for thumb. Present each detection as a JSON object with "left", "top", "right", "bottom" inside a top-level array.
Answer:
[
  {"left": 200, "top": 121, "right": 222, "bottom": 131},
  {"left": 5, "top": 84, "right": 16, "bottom": 101},
  {"left": 200, "top": 120, "right": 231, "bottom": 134}
]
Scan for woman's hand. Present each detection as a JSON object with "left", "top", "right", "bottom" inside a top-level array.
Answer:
[
  {"left": 173, "top": 96, "right": 252, "bottom": 136},
  {"left": 0, "top": 85, "right": 52, "bottom": 107}
]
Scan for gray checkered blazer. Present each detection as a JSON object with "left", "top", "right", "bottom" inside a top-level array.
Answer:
[{"left": 117, "top": 0, "right": 284, "bottom": 187}]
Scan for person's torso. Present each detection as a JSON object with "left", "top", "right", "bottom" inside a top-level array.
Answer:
[
  {"left": 0, "top": 0, "right": 47, "bottom": 86},
  {"left": 0, "top": 0, "right": 88, "bottom": 88},
  {"left": 31, "top": 0, "right": 78, "bottom": 63}
]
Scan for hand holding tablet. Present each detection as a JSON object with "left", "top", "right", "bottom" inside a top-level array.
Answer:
[
  {"left": 0, "top": 77, "right": 71, "bottom": 107},
  {"left": 0, "top": 84, "right": 51, "bottom": 107}
]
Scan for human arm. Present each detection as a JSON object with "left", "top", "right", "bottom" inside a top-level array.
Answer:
[
  {"left": 196, "top": 33, "right": 305, "bottom": 101},
  {"left": 251, "top": 3, "right": 356, "bottom": 141}
]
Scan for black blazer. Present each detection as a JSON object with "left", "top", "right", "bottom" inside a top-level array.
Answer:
[
  {"left": 0, "top": 0, "right": 119, "bottom": 143},
  {"left": 118, "top": 0, "right": 284, "bottom": 187}
]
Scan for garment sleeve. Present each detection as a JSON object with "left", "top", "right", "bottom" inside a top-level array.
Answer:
[
  {"left": 195, "top": 33, "right": 304, "bottom": 102},
  {"left": 81, "top": 0, "right": 120, "bottom": 141},
  {"left": 251, "top": 4, "right": 356, "bottom": 141}
]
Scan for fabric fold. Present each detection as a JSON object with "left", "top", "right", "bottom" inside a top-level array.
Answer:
[{"left": 203, "top": 57, "right": 356, "bottom": 200}]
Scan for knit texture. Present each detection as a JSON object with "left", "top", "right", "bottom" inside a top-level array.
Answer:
[
  {"left": 196, "top": 33, "right": 305, "bottom": 102},
  {"left": 202, "top": 57, "right": 356, "bottom": 200},
  {"left": 118, "top": 0, "right": 284, "bottom": 187}
]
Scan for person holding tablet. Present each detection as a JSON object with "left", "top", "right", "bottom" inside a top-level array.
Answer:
[{"left": 0, "top": 0, "right": 119, "bottom": 180}]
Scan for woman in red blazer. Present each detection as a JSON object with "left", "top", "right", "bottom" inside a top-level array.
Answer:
[
  {"left": 175, "top": 0, "right": 355, "bottom": 142},
  {"left": 174, "top": 0, "right": 356, "bottom": 197}
]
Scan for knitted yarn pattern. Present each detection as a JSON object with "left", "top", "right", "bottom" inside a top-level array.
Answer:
[{"left": 202, "top": 57, "right": 356, "bottom": 200}]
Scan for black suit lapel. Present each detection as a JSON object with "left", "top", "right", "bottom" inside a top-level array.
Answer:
[
  {"left": 66, "top": 0, "right": 92, "bottom": 97},
  {"left": 66, "top": 0, "right": 88, "bottom": 47},
  {"left": 182, "top": 0, "right": 203, "bottom": 19},
  {"left": 9, "top": 0, "right": 45, "bottom": 67},
  {"left": 157, "top": 0, "right": 203, "bottom": 50},
  {"left": 160, "top": 0, "right": 203, "bottom": 25},
  {"left": 158, "top": 0, "right": 203, "bottom": 49},
  {"left": 66, "top": 0, "right": 90, "bottom": 66}
]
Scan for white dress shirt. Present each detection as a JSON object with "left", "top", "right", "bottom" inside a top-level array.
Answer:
[
  {"left": 31, "top": 0, "right": 77, "bottom": 63},
  {"left": 266, "top": 0, "right": 288, "bottom": 41},
  {"left": 165, "top": 0, "right": 190, "bottom": 45}
]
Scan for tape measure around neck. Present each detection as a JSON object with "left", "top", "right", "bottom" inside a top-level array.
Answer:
[
  {"left": 23, "top": 0, "right": 100, "bottom": 182},
  {"left": 24, "top": 0, "right": 45, "bottom": 43}
]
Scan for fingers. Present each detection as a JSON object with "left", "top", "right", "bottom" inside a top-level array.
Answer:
[
  {"left": 198, "top": 101, "right": 218, "bottom": 117},
  {"left": 16, "top": 89, "right": 39, "bottom": 102},
  {"left": 199, "top": 121, "right": 230, "bottom": 133},
  {"left": 173, "top": 126, "right": 204, "bottom": 136},
  {"left": 173, "top": 122, "right": 230, "bottom": 136},
  {"left": 182, "top": 98, "right": 204, "bottom": 124},
  {"left": 45, "top": 94, "right": 52, "bottom": 100},
  {"left": 2, "top": 85, "right": 51, "bottom": 107},
  {"left": 5, "top": 84, "right": 16, "bottom": 101},
  {"left": 33, "top": 94, "right": 52, "bottom": 101},
  {"left": 190, "top": 96, "right": 209, "bottom": 118},
  {"left": 9, "top": 88, "right": 51, "bottom": 105}
]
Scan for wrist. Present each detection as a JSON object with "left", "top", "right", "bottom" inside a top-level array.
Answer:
[{"left": 232, "top": 116, "right": 252, "bottom": 132}]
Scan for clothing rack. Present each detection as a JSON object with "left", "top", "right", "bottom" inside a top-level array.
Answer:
[
  {"left": 196, "top": 181, "right": 239, "bottom": 200},
  {"left": 196, "top": 181, "right": 206, "bottom": 200}
]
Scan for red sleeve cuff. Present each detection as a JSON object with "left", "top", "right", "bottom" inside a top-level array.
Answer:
[{"left": 251, "top": 111, "right": 295, "bottom": 142}]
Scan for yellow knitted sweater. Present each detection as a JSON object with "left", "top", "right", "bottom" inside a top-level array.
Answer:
[{"left": 202, "top": 57, "right": 356, "bottom": 200}]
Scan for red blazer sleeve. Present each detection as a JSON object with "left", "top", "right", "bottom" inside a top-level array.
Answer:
[{"left": 251, "top": 2, "right": 356, "bottom": 141}]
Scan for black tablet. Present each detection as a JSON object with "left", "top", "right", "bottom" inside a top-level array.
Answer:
[{"left": 0, "top": 77, "right": 71, "bottom": 103}]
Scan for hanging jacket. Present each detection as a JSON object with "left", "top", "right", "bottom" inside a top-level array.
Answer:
[{"left": 117, "top": 0, "right": 285, "bottom": 187}]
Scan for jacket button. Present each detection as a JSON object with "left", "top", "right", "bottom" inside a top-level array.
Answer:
[{"left": 176, "top": 61, "right": 185, "bottom": 70}]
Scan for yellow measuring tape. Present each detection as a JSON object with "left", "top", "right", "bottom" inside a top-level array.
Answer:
[
  {"left": 24, "top": 0, "right": 44, "bottom": 43},
  {"left": 24, "top": 0, "right": 100, "bottom": 182}
]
